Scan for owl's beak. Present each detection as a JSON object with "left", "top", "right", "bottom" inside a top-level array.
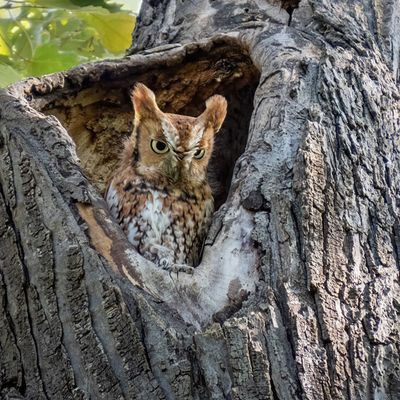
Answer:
[
  {"left": 173, "top": 150, "right": 184, "bottom": 161},
  {"left": 167, "top": 151, "right": 191, "bottom": 182},
  {"left": 165, "top": 154, "right": 181, "bottom": 182}
]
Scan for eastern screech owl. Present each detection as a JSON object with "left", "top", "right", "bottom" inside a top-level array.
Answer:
[{"left": 106, "top": 83, "right": 227, "bottom": 273}]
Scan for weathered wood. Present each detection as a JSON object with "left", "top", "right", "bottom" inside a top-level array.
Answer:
[{"left": 1, "top": 1, "right": 400, "bottom": 399}]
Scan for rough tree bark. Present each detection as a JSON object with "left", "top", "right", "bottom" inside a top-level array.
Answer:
[{"left": 1, "top": 0, "right": 400, "bottom": 399}]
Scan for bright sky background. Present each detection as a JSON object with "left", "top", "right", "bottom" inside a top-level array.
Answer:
[{"left": 118, "top": 0, "right": 141, "bottom": 13}]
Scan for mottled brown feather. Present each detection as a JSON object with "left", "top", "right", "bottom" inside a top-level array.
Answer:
[{"left": 106, "top": 83, "right": 227, "bottom": 269}]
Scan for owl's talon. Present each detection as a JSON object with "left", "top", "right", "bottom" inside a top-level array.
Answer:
[
  {"left": 159, "top": 260, "right": 194, "bottom": 275},
  {"left": 174, "top": 264, "right": 195, "bottom": 275}
]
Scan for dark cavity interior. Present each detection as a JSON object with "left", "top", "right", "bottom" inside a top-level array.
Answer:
[{"left": 35, "top": 44, "right": 260, "bottom": 209}]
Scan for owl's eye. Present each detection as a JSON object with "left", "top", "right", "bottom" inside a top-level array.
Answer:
[
  {"left": 193, "top": 149, "right": 205, "bottom": 159},
  {"left": 151, "top": 140, "right": 169, "bottom": 154}
]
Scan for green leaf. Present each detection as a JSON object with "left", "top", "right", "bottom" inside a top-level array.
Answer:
[
  {"left": 25, "top": 0, "right": 122, "bottom": 11},
  {"left": 79, "top": 10, "right": 135, "bottom": 53},
  {"left": 0, "top": 1, "right": 136, "bottom": 82},
  {"left": 0, "top": 31, "right": 10, "bottom": 56},
  {"left": 71, "top": 0, "right": 122, "bottom": 11},
  {"left": 29, "top": 43, "right": 81, "bottom": 75},
  {"left": 26, "top": 0, "right": 82, "bottom": 9},
  {"left": 0, "top": 63, "right": 22, "bottom": 87}
]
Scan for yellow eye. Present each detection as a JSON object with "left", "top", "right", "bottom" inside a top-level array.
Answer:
[
  {"left": 151, "top": 140, "right": 169, "bottom": 154},
  {"left": 193, "top": 149, "right": 205, "bottom": 159}
]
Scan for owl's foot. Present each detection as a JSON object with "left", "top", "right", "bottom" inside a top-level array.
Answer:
[
  {"left": 158, "top": 258, "right": 194, "bottom": 275},
  {"left": 168, "top": 264, "right": 195, "bottom": 275}
]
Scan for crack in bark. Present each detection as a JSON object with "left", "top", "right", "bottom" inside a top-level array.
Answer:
[
  {"left": 0, "top": 199, "right": 26, "bottom": 397},
  {"left": 1, "top": 147, "right": 49, "bottom": 399}
]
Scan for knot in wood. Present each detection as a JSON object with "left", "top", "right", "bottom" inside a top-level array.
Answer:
[{"left": 242, "top": 190, "right": 264, "bottom": 211}]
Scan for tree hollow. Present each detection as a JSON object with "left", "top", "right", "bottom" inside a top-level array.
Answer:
[{"left": 34, "top": 43, "right": 260, "bottom": 208}]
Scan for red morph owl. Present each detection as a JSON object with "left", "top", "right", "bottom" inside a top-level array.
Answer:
[{"left": 106, "top": 83, "right": 227, "bottom": 273}]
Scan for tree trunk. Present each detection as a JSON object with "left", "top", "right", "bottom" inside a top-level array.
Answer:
[{"left": 1, "top": 1, "right": 400, "bottom": 399}]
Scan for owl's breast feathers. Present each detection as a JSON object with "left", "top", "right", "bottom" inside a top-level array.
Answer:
[{"left": 106, "top": 172, "right": 214, "bottom": 267}]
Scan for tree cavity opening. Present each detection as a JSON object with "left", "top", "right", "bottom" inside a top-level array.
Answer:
[{"left": 33, "top": 42, "right": 260, "bottom": 209}]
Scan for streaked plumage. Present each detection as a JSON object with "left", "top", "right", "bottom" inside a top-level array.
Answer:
[{"left": 106, "top": 83, "right": 227, "bottom": 272}]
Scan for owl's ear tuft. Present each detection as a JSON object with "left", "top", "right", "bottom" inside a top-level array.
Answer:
[
  {"left": 131, "top": 83, "right": 160, "bottom": 121},
  {"left": 197, "top": 95, "right": 227, "bottom": 134}
]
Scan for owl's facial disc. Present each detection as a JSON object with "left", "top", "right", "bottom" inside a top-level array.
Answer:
[
  {"left": 160, "top": 144, "right": 207, "bottom": 183},
  {"left": 130, "top": 83, "right": 227, "bottom": 187}
]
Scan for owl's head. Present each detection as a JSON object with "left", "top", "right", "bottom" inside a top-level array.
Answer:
[{"left": 129, "top": 83, "right": 227, "bottom": 188}]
